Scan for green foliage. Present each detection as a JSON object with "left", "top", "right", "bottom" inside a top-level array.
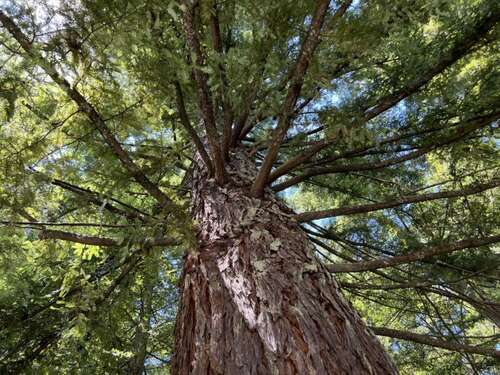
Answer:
[{"left": 0, "top": 0, "right": 498, "bottom": 373}]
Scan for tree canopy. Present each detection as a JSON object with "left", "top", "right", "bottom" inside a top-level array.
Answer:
[{"left": 0, "top": 0, "right": 499, "bottom": 373}]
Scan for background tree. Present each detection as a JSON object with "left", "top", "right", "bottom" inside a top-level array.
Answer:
[{"left": 0, "top": 0, "right": 499, "bottom": 373}]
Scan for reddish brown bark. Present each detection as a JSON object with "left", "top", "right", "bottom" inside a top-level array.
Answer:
[{"left": 172, "top": 151, "right": 397, "bottom": 374}]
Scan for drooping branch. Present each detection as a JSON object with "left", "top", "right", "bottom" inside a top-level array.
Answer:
[
  {"left": 181, "top": 1, "right": 226, "bottom": 184},
  {"left": 347, "top": 283, "right": 500, "bottom": 328},
  {"left": 95, "top": 251, "right": 143, "bottom": 303},
  {"left": 305, "top": 225, "right": 395, "bottom": 256},
  {"left": 295, "top": 179, "right": 499, "bottom": 222},
  {"left": 340, "top": 280, "right": 443, "bottom": 291},
  {"left": 328, "top": 235, "right": 500, "bottom": 273},
  {"left": 38, "top": 230, "right": 118, "bottom": 246},
  {"left": 0, "top": 220, "right": 140, "bottom": 228},
  {"left": 429, "top": 285, "right": 500, "bottom": 328},
  {"left": 127, "top": 261, "right": 155, "bottom": 374},
  {"left": 0, "top": 11, "right": 174, "bottom": 210},
  {"left": 251, "top": 0, "right": 347, "bottom": 197},
  {"left": 16, "top": 247, "right": 145, "bottom": 325},
  {"left": 341, "top": 280, "right": 500, "bottom": 326},
  {"left": 51, "top": 178, "right": 148, "bottom": 221},
  {"left": 370, "top": 326, "right": 500, "bottom": 358},
  {"left": 38, "top": 229, "right": 180, "bottom": 247},
  {"left": 4, "top": 202, "right": 177, "bottom": 246}
]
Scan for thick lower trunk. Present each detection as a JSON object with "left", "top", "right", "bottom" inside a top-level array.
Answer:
[{"left": 172, "top": 152, "right": 397, "bottom": 374}]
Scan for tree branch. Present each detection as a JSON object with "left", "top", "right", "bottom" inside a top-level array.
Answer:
[
  {"left": 51, "top": 178, "right": 148, "bottom": 221},
  {"left": 295, "top": 179, "right": 499, "bottom": 222},
  {"left": 38, "top": 230, "right": 118, "bottom": 246},
  {"left": 0, "top": 221, "right": 139, "bottom": 228},
  {"left": 328, "top": 235, "right": 500, "bottom": 273},
  {"left": 173, "top": 81, "right": 214, "bottom": 174},
  {"left": 231, "top": 40, "right": 272, "bottom": 145},
  {"left": 274, "top": 112, "right": 497, "bottom": 191},
  {"left": 0, "top": 11, "right": 174, "bottom": 210},
  {"left": 209, "top": 2, "right": 234, "bottom": 160},
  {"left": 268, "top": 115, "right": 459, "bottom": 183},
  {"left": 181, "top": 1, "right": 226, "bottom": 184},
  {"left": 38, "top": 229, "right": 180, "bottom": 247},
  {"left": 370, "top": 326, "right": 500, "bottom": 358},
  {"left": 363, "top": 6, "right": 500, "bottom": 121},
  {"left": 268, "top": 8, "right": 499, "bottom": 180},
  {"left": 250, "top": 0, "right": 346, "bottom": 197}
]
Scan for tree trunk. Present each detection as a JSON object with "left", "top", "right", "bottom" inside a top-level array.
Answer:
[{"left": 172, "top": 151, "right": 398, "bottom": 374}]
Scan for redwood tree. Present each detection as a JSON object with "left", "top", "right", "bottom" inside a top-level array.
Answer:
[{"left": 0, "top": 0, "right": 499, "bottom": 373}]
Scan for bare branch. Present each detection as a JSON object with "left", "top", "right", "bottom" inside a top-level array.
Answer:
[
  {"left": 328, "top": 235, "right": 500, "bottom": 273},
  {"left": 39, "top": 229, "right": 180, "bottom": 247},
  {"left": 51, "top": 178, "right": 148, "bottom": 221},
  {"left": 296, "top": 179, "right": 499, "bottom": 222},
  {"left": 370, "top": 326, "right": 500, "bottom": 358}
]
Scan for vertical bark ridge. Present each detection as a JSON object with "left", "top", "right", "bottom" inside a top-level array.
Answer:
[{"left": 172, "top": 151, "right": 397, "bottom": 374}]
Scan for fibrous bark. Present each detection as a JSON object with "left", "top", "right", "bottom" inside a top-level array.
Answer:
[{"left": 172, "top": 151, "right": 397, "bottom": 374}]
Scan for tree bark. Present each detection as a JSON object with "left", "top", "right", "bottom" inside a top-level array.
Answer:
[{"left": 172, "top": 150, "right": 397, "bottom": 374}]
